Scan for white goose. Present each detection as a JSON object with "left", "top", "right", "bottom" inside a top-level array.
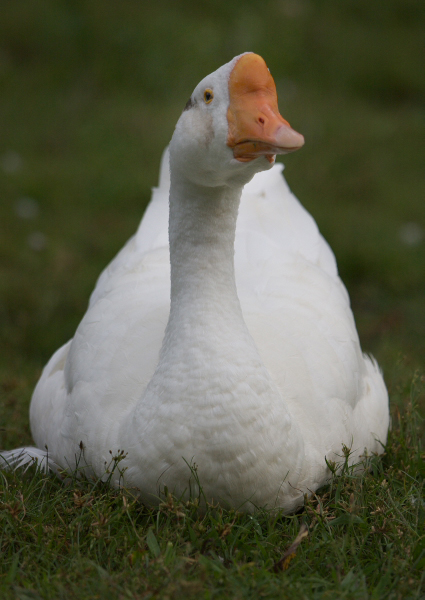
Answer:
[{"left": 1, "top": 53, "right": 389, "bottom": 513}]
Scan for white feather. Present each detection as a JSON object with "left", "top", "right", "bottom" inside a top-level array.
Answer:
[{"left": 0, "top": 447, "right": 59, "bottom": 474}]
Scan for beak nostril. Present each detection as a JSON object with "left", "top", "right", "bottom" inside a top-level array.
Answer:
[{"left": 259, "top": 117, "right": 265, "bottom": 124}]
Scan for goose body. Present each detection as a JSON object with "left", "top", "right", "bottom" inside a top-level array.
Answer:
[{"left": 1, "top": 53, "right": 389, "bottom": 513}]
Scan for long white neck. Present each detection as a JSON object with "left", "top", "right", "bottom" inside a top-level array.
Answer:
[
  {"left": 167, "top": 171, "right": 244, "bottom": 335},
  {"left": 150, "top": 167, "right": 274, "bottom": 390}
]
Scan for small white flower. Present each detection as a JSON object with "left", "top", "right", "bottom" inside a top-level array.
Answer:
[
  {"left": 15, "top": 197, "right": 39, "bottom": 220},
  {"left": 27, "top": 232, "right": 47, "bottom": 251},
  {"left": 1, "top": 150, "right": 23, "bottom": 173},
  {"left": 399, "top": 222, "right": 424, "bottom": 247}
]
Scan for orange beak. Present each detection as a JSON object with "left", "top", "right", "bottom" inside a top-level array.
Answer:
[{"left": 227, "top": 54, "right": 304, "bottom": 163}]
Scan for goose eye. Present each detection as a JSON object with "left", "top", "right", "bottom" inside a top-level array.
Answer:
[{"left": 204, "top": 89, "right": 214, "bottom": 104}]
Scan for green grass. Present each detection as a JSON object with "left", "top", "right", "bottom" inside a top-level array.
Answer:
[
  {"left": 1, "top": 0, "right": 425, "bottom": 597},
  {"left": 1, "top": 377, "right": 424, "bottom": 599}
]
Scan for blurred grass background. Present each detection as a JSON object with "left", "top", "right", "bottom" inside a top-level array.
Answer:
[{"left": 1, "top": 0, "right": 424, "bottom": 448}]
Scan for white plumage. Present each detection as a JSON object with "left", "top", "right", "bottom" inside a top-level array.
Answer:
[{"left": 1, "top": 53, "right": 389, "bottom": 513}]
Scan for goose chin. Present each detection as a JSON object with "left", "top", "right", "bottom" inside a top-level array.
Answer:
[{"left": 233, "top": 139, "right": 300, "bottom": 163}]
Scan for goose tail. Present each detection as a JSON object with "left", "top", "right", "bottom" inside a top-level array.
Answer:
[{"left": 0, "top": 447, "right": 59, "bottom": 474}]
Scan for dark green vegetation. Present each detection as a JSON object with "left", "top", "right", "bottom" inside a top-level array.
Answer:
[
  {"left": 1, "top": 387, "right": 424, "bottom": 600},
  {"left": 1, "top": 0, "right": 424, "bottom": 598}
]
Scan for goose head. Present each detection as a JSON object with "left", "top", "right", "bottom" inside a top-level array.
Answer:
[{"left": 169, "top": 52, "right": 304, "bottom": 189}]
